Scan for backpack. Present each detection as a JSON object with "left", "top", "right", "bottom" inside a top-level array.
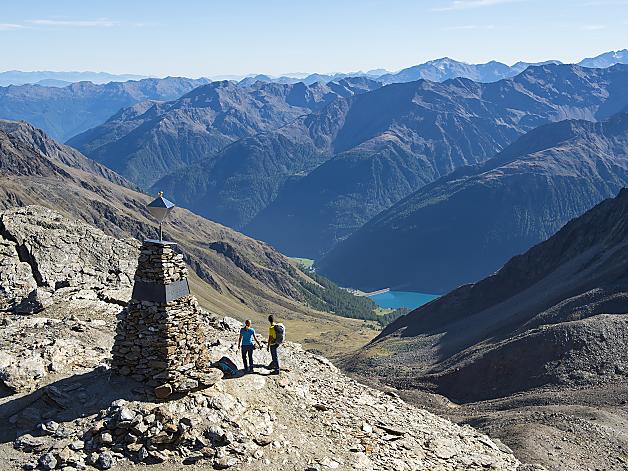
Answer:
[
  {"left": 274, "top": 323, "right": 285, "bottom": 345},
  {"left": 214, "top": 356, "right": 239, "bottom": 377}
]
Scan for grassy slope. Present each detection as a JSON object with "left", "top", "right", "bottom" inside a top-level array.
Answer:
[{"left": 0, "top": 121, "right": 381, "bottom": 358}]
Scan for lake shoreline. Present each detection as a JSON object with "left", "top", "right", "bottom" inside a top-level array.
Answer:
[{"left": 367, "top": 290, "right": 440, "bottom": 310}]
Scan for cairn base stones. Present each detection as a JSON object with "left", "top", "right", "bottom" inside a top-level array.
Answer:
[{"left": 112, "top": 241, "right": 219, "bottom": 398}]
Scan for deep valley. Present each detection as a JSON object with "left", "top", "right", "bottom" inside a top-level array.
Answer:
[{"left": 0, "top": 14, "right": 627, "bottom": 469}]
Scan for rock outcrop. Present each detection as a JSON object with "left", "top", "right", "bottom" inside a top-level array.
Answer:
[
  {"left": 0, "top": 316, "right": 114, "bottom": 394},
  {"left": 0, "top": 206, "right": 138, "bottom": 314},
  {"left": 112, "top": 241, "right": 219, "bottom": 398}
]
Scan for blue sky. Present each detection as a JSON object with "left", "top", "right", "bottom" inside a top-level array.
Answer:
[{"left": 1, "top": 0, "right": 627, "bottom": 77}]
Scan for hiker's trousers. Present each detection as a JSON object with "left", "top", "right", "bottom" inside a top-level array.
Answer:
[
  {"left": 242, "top": 345, "right": 254, "bottom": 371},
  {"left": 270, "top": 344, "right": 280, "bottom": 371}
]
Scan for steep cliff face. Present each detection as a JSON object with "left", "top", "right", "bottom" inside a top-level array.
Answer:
[
  {"left": 319, "top": 110, "right": 628, "bottom": 293},
  {"left": 344, "top": 189, "right": 628, "bottom": 403}
]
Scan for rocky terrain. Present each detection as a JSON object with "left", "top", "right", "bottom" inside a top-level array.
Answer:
[
  {"left": 0, "top": 208, "right": 521, "bottom": 471},
  {"left": 319, "top": 109, "right": 628, "bottom": 293},
  {"left": 0, "top": 121, "right": 379, "bottom": 357},
  {"left": 343, "top": 189, "right": 628, "bottom": 470},
  {"left": 0, "top": 321, "right": 521, "bottom": 471}
]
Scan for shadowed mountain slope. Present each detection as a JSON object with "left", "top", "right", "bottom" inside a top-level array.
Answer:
[
  {"left": 343, "top": 188, "right": 628, "bottom": 402},
  {"left": 247, "top": 64, "right": 628, "bottom": 257},
  {"left": 68, "top": 65, "right": 628, "bottom": 259},
  {"left": 318, "top": 110, "right": 628, "bottom": 293}
]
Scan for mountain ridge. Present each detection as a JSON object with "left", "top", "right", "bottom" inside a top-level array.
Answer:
[
  {"left": 247, "top": 63, "right": 628, "bottom": 257},
  {"left": 69, "top": 78, "right": 380, "bottom": 189},
  {"left": 71, "top": 64, "right": 628, "bottom": 258},
  {"left": 0, "top": 77, "right": 210, "bottom": 141},
  {"left": 318, "top": 110, "right": 628, "bottom": 293}
]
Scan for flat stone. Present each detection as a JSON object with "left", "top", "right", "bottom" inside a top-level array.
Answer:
[
  {"left": 176, "top": 378, "right": 199, "bottom": 392},
  {"left": 14, "top": 434, "right": 47, "bottom": 453},
  {"left": 38, "top": 452, "right": 57, "bottom": 470},
  {"left": 96, "top": 451, "right": 114, "bottom": 470},
  {"left": 118, "top": 407, "right": 135, "bottom": 422}
]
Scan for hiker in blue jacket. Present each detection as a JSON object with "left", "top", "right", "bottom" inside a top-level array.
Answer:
[{"left": 237, "top": 319, "right": 262, "bottom": 373}]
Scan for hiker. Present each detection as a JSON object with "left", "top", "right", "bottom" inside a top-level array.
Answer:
[
  {"left": 237, "top": 319, "right": 262, "bottom": 373},
  {"left": 266, "top": 315, "right": 285, "bottom": 374}
]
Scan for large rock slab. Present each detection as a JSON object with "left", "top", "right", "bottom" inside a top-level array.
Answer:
[{"left": 0, "top": 206, "right": 139, "bottom": 312}]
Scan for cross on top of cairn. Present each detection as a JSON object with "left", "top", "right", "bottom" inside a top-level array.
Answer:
[{"left": 111, "top": 194, "right": 220, "bottom": 399}]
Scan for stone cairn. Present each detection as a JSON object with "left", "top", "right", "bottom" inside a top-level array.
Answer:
[{"left": 111, "top": 241, "right": 220, "bottom": 399}]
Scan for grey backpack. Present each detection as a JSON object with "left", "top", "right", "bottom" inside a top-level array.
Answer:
[{"left": 274, "top": 323, "right": 285, "bottom": 344}]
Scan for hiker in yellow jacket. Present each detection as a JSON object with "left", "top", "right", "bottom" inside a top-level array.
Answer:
[{"left": 266, "top": 315, "right": 283, "bottom": 375}]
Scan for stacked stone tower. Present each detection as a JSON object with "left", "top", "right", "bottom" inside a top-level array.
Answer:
[{"left": 111, "top": 241, "right": 219, "bottom": 399}]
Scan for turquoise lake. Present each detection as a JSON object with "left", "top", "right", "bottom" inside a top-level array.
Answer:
[{"left": 368, "top": 291, "right": 439, "bottom": 309}]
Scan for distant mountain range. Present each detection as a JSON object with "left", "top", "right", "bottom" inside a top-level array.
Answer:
[
  {"left": 318, "top": 109, "right": 628, "bottom": 293},
  {"left": 579, "top": 49, "right": 628, "bottom": 68},
  {"left": 375, "top": 58, "right": 560, "bottom": 84},
  {"left": 235, "top": 49, "right": 628, "bottom": 86},
  {"left": 0, "top": 70, "right": 150, "bottom": 87},
  {"left": 245, "top": 64, "right": 628, "bottom": 256},
  {"left": 70, "top": 64, "right": 628, "bottom": 260},
  {"left": 3, "top": 49, "right": 624, "bottom": 89},
  {"left": 344, "top": 187, "right": 628, "bottom": 402},
  {"left": 0, "top": 50, "right": 625, "bottom": 146},
  {"left": 68, "top": 77, "right": 381, "bottom": 189},
  {"left": 0, "top": 77, "right": 209, "bottom": 141}
]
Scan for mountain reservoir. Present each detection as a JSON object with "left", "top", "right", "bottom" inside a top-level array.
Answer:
[{"left": 368, "top": 290, "right": 439, "bottom": 309}]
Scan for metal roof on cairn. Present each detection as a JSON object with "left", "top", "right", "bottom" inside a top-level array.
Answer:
[{"left": 147, "top": 192, "right": 175, "bottom": 209}]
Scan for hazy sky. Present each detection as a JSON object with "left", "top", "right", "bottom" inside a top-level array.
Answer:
[{"left": 1, "top": 0, "right": 627, "bottom": 77}]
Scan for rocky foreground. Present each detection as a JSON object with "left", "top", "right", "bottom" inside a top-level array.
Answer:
[
  {"left": 0, "top": 205, "right": 520, "bottom": 470},
  {"left": 0, "top": 316, "right": 520, "bottom": 471}
]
